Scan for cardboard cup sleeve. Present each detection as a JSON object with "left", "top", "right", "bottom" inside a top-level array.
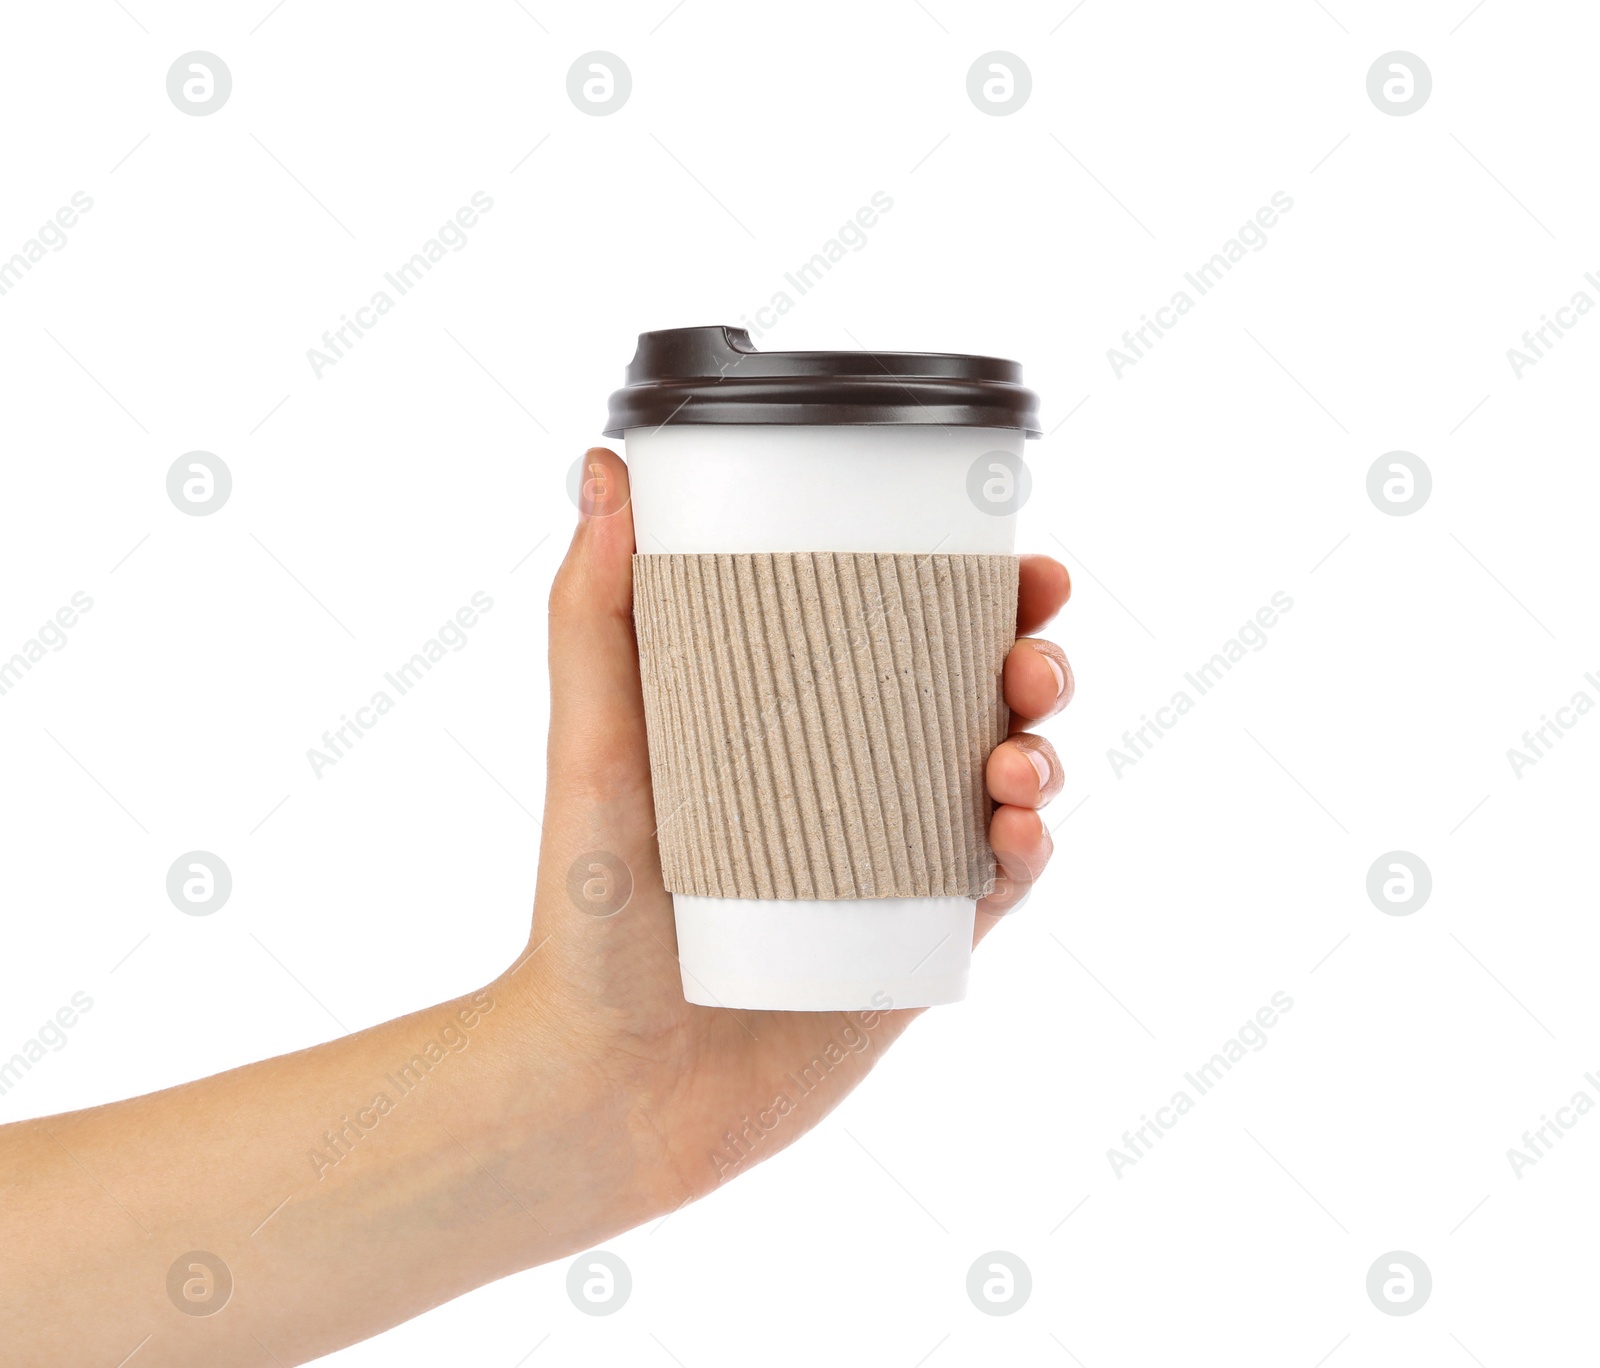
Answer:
[{"left": 633, "top": 552, "right": 1019, "bottom": 901}]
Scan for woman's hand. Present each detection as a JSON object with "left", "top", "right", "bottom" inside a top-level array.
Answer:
[
  {"left": 492, "top": 446, "right": 1074, "bottom": 1211},
  {"left": 0, "top": 446, "right": 1073, "bottom": 1366}
]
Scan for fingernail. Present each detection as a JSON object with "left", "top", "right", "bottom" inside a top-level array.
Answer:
[
  {"left": 1043, "top": 653, "right": 1067, "bottom": 699},
  {"left": 1026, "top": 744, "right": 1052, "bottom": 790},
  {"left": 577, "top": 450, "right": 611, "bottom": 519}
]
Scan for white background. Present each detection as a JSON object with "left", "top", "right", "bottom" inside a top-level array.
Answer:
[{"left": 2, "top": 1, "right": 1596, "bottom": 1363}]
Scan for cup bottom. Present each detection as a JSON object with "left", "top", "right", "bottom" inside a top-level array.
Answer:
[{"left": 671, "top": 894, "right": 976, "bottom": 1012}]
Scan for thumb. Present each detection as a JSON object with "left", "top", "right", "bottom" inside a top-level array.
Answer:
[
  {"left": 533, "top": 445, "right": 673, "bottom": 972},
  {"left": 544, "top": 447, "right": 649, "bottom": 796},
  {"left": 527, "top": 447, "right": 689, "bottom": 1015}
]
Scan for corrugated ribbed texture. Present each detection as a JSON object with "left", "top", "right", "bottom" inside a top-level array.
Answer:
[{"left": 633, "top": 553, "right": 1018, "bottom": 900}]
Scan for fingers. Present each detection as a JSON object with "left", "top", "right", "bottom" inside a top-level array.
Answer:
[
  {"left": 981, "top": 557, "right": 1071, "bottom": 929},
  {"left": 977, "top": 805, "right": 1052, "bottom": 919},
  {"left": 1004, "top": 636, "right": 1073, "bottom": 726},
  {"left": 985, "top": 732, "right": 1062, "bottom": 808},
  {"left": 1017, "top": 555, "right": 1070, "bottom": 636}
]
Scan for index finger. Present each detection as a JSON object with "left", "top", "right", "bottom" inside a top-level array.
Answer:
[{"left": 1017, "top": 554, "right": 1070, "bottom": 636}]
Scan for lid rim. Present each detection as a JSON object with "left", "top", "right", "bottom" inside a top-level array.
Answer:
[{"left": 606, "top": 326, "right": 1042, "bottom": 438}]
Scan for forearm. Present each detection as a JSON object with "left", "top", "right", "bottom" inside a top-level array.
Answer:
[{"left": 0, "top": 970, "right": 651, "bottom": 1366}]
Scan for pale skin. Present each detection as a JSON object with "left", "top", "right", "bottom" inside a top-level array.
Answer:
[{"left": 0, "top": 447, "right": 1074, "bottom": 1365}]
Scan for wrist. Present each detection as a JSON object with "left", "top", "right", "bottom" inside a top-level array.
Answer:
[{"left": 458, "top": 965, "right": 678, "bottom": 1266}]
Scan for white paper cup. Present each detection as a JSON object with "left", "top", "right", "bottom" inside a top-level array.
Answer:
[{"left": 607, "top": 327, "right": 1039, "bottom": 1011}]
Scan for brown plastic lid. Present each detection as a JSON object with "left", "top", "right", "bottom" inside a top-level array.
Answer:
[{"left": 603, "top": 326, "right": 1041, "bottom": 437}]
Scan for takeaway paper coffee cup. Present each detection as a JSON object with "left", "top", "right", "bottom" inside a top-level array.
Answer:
[{"left": 605, "top": 326, "right": 1040, "bottom": 1011}]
